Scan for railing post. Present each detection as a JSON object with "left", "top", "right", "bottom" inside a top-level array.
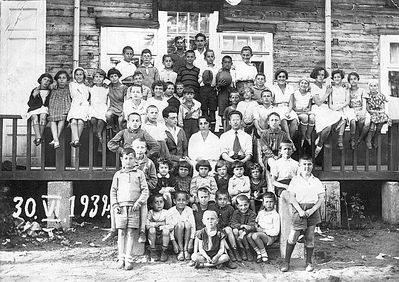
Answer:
[
  {"left": 26, "top": 119, "right": 32, "bottom": 171},
  {"left": 88, "top": 124, "right": 93, "bottom": 172},
  {"left": 56, "top": 132, "right": 66, "bottom": 172},
  {"left": 323, "top": 138, "right": 332, "bottom": 171},
  {"left": 12, "top": 118, "right": 18, "bottom": 171}
]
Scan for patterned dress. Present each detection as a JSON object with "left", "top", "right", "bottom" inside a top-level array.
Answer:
[
  {"left": 48, "top": 86, "right": 71, "bottom": 122},
  {"left": 366, "top": 93, "right": 390, "bottom": 124}
]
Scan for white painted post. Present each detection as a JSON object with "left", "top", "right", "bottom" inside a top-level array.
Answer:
[
  {"left": 382, "top": 182, "right": 399, "bottom": 224},
  {"left": 47, "top": 181, "right": 73, "bottom": 229}
]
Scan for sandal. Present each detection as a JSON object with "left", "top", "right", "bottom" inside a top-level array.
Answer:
[
  {"left": 33, "top": 138, "right": 41, "bottom": 146},
  {"left": 49, "top": 140, "right": 55, "bottom": 146},
  {"left": 184, "top": 250, "right": 191, "bottom": 260},
  {"left": 194, "top": 261, "right": 204, "bottom": 269},
  {"left": 54, "top": 141, "right": 60, "bottom": 149},
  {"left": 337, "top": 141, "right": 344, "bottom": 150},
  {"left": 177, "top": 251, "right": 184, "bottom": 261},
  {"left": 256, "top": 254, "right": 262, "bottom": 263},
  {"left": 261, "top": 255, "right": 269, "bottom": 262}
]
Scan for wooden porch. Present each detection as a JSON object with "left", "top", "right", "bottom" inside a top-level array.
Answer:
[{"left": 0, "top": 114, "right": 398, "bottom": 182}]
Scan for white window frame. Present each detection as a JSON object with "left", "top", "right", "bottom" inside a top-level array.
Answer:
[
  {"left": 218, "top": 32, "right": 274, "bottom": 84},
  {"left": 380, "top": 35, "right": 399, "bottom": 96}
]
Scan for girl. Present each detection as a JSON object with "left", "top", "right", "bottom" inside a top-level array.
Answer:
[
  {"left": 365, "top": 80, "right": 391, "bottom": 149},
  {"left": 147, "top": 81, "right": 169, "bottom": 124},
  {"left": 289, "top": 78, "right": 314, "bottom": 147},
  {"left": 155, "top": 159, "right": 177, "bottom": 209},
  {"left": 27, "top": 73, "right": 53, "bottom": 146},
  {"left": 190, "top": 160, "right": 218, "bottom": 203},
  {"left": 228, "top": 160, "right": 251, "bottom": 205},
  {"left": 67, "top": 67, "right": 90, "bottom": 147},
  {"left": 175, "top": 160, "right": 193, "bottom": 194},
  {"left": 348, "top": 72, "right": 370, "bottom": 148},
  {"left": 48, "top": 70, "right": 71, "bottom": 149},
  {"left": 236, "top": 87, "right": 258, "bottom": 135},
  {"left": 89, "top": 69, "right": 108, "bottom": 144},
  {"left": 310, "top": 67, "right": 342, "bottom": 157},
  {"left": 270, "top": 69, "right": 298, "bottom": 141},
  {"left": 249, "top": 163, "right": 267, "bottom": 212},
  {"left": 106, "top": 68, "right": 127, "bottom": 132},
  {"left": 159, "top": 54, "right": 177, "bottom": 84},
  {"left": 214, "top": 160, "right": 230, "bottom": 194},
  {"left": 330, "top": 70, "right": 356, "bottom": 150}
]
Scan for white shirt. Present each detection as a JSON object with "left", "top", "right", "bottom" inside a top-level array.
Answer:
[
  {"left": 166, "top": 206, "right": 196, "bottom": 239},
  {"left": 142, "top": 121, "right": 168, "bottom": 141},
  {"left": 199, "top": 64, "right": 219, "bottom": 87},
  {"left": 220, "top": 129, "right": 253, "bottom": 157},
  {"left": 115, "top": 60, "right": 137, "bottom": 82},
  {"left": 165, "top": 125, "right": 182, "bottom": 145},
  {"left": 194, "top": 49, "right": 207, "bottom": 70},
  {"left": 123, "top": 99, "right": 148, "bottom": 120},
  {"left": 256, "top": 209, "right": 280, "bottom": 237},
  {"left": 293, "top": 90, "right": 313, "bottom": 111},
  {"left": 236, "top": 100, "right": 259, "bottom": 124},
  {"left": 159, "top": 68, "right": 177, "bottom": 84},
  {"left": 233, "top": 61, "right": 257, "bottom": 82},
  {"left": 270, "top": 83, "right": 296, "bottom": 105},
  {"left": 188, "top": 131, "right": 221, "bottom": 161},
  {"left": 147, "top": 97, "right": 169, "bottom": 123},
  {"left": 288, "top": 174, "right": 324, "bottom": 204},
  {"left": 271, "top": 157, "right": 299, "bottom": 181}
]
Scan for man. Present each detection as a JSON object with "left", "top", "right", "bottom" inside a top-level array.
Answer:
[
  {"left": 219, "top": 110, "right": 253, "bottom": 171},
  {"left": 170, "top": 36, "right": 187, "bottom": 73},
  {"left": 193, "top": 33, "right": 207, "bottom": 71},
  {"left": 188, "top": 116, "right": 221, "bottom": 174}
]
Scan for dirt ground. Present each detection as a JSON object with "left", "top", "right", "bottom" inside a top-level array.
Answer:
[{"left": 1, "top": 220, "right": 399, "bottom": 282}]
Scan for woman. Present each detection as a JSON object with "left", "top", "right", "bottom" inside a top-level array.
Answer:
[{"left": 270, "top": 69, "right": 298, "bottom": 141}]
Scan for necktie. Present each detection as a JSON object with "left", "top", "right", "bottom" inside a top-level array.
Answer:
[{"left": 233, "top": 131, "right": 242, "bottom": 155}]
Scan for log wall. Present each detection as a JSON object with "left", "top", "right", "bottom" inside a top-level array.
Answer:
[{"left": 45, "top": 0, "right": 399, "bottom": 83}]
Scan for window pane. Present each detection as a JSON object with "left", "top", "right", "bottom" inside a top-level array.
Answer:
[
  {"left": 178, "top": 13, "right": 188, "bottom": 33},
  {"left": 252, "top": 37, "right": 265, "bottom": 52},
  {"left": 389, "top": 71, "right": 399, "bottom": 97},
  {"left": 237, "top": 36, "right": 249, "bottom": 50},
  {"left": 223, "top": 35, "right": 235, "bottom": 51},
  {"left": 390, "top": 43, "right": 399, "bottom": 64},
  {"left": 189, "top": 13, "right": 199, "bottom": 33},
  {"left": 200, "top": 14, "right": 209, "bottom": 33},
  {"left": 167, "top": 12, "right": 177, "bottom": 33}
]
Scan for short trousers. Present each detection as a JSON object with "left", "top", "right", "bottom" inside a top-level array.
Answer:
[
  {"left": 115, "top": 206, "right": 139, "bottom": 229},
  {"left": 291, "top": 203, "right": 321, "bottom": 231}
]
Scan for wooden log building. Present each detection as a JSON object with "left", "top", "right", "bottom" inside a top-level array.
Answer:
[{"left": 0, "top": 0, "right": 399, "bottom": 183}]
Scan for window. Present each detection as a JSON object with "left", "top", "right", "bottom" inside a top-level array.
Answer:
[
  {"left": 220, "top": 33, "right": 273, "bottom": 84},
  {"left": 380, "top": 35, "right": 399, "bottom": 97},
  {"left": 100, "top": 27, "right": 158, "bottom": 70}
]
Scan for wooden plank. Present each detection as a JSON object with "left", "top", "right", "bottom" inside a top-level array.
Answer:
[
  {"left": 12, "top": 119, "right": 18, "bottom": 171},
  {"left": 365, "top": 146, "right": 370, "bottom": 171},
  {"left": 89, "top": 125, "right": 94, "bottom": 172},
  {"left": 26, "top": 119, "right": 32, "bottom": 171}
]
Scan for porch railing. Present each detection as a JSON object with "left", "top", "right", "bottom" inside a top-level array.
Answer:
[{"left": 0, "top": 115, "right": 398, "bottom": 181}]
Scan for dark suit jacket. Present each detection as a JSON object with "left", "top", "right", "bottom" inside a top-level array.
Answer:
[{"left": 165, "top": 127, "right": 188, "bottom": 162}]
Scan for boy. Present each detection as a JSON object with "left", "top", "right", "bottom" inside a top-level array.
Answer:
[
  {"left": 110, "top": 148, "right": 149, "bottom": 270},
  {"left": 230, "top": 195, "right": 256, "bottom": 261},
  {"left": 175, "top": 80, "right": 185, "bottom": 99},
  {"left": 254, "top": 89, "right": 275, "bottom": 136},
  {"left": 123, "top": 84, "right": 148, "bottom": 121},
  {"left": 199, "top": 49, "right": 218, "bottom": 87},
  {"left": 253, "top": 73, "right": 268, "bottom": 102},
  {"left": 236, "top": 87, "right": 258, "bottom": 135},
  {"left": 163, "top": 106, "right": 189, "bottom": 164},
  {"left": 281, "top": 156, "right": 324, "bottom": 272},
  {"left": 107, "top": 112, "right": 160, "bottom": 160},
  {"left": 147, "top": 81, "right": 169, "bottom": 123},
  {"left": 159, "top": 54, "right": 177, "bottom": 84},
  {"left": 198, "top": 70, "right": 217, "bottom": 131},
  {"left": 171, "top": 36, "right": 187, "bottom": 73},
  {"left": 216, "top": 55, "right": 234, "bottom": 124},
  {"left": 137, "top": 49, "right": 160, "bottom": 89},
  {"left": 233, "top": 46, "right": 257, "bottom": 94},
  {"left": 193, "top": 33, "right": 207, "bottom": 71},
  {"left": 132, "top": 71, "right": 152, "bottom": 100},
  {"left": 215, "top": 190, "right": 241, "bottom": 262},
  {"left": 178, "top": 86, "right": 202, "bottom": 140},
  {"left": 154, "top": 159, "right": 177, "bottom": 209},
  {"left": 115, "top": 46, "right": 137, "bottom": 85},
  {"left": 193, "top": 187, "right": 217, "bottom": 231},
  {"left": 271, "top": 141, "right": 298, "bottom": 196},
  {"left": 191, "top": 210, "right": 233, "bottom": 269},
  {"left": 167, "top": 191, "right": 196, "bottom": 261},
  {"left": 106, "top": 68, "right": 128, "bottom": 132},
  {"left": 247, "top": 192, "right": 280, "bottom": 263},
  {"left": 223, "top": 91, "right": 240, "bottom": 132},
  {"left": 146, "top": 194, "right": 173, "bottom": 262},
  {"left": 177, "top": 50, "right": 200, "bottom": 95}
]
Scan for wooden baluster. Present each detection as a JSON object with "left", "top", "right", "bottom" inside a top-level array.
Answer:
[
  {"left": 89, "top": 124, "right": 93, "bottom": 172},
  {"left": 40, "top": 132, "right": 45, "bottom": 171},
  {"left": 388, "top": 124, "right": 394, "bottom": 171},
  {"left": 340, "top": 147, "right": 345, "bottom": 172},
  {"left": 376, "top": 133, "right": 382, "bottom": 171},
  {"left": 56, "top": 133, "right": 65, "bottom": 172},
  {"left": 74, "top": 147, "right": 80, "bottom": 171},
  {"left": 0, "top": 118, "right": 3, "bottom": 165},
  {"left": 102, "top": 129, "right": 106, "bottom": 171},
  {"left": 323, "top": 139, "right": 332, "bottom": 171},
  {"left": 12, "top": 118, "right": 18, "bottom": 171},
  {"left": 393, "top": 123, "right": 399, "bottom": 171},
  {"left": 115, "top": 151, "right": 120, "bottom": 170},
  {"left": 365, "top": 147, "right": 370, "bottom": 172},
  {"left": 353, "top": 145, "right": 358, "bottom": 172},
  {"left": 26, "top": 119, "right": 32, "bottom": 171}
]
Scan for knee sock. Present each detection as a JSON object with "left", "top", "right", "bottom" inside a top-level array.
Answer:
[
  {"left": 260, "top": 248, "right": 267, "bottom": 257},
  {"left": 285, "top": 242, "right": 296, "bottom": 263},
  {"left": 253, "top": 246, "right": 260, "bottom": 255},
  {"left": 306, "top": 247, "right": 314, "bottom": 264}
]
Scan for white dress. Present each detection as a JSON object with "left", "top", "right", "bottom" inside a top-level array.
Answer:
[
  {"left": 310, "top": 83, "right": 342, "bottom": 133},
  {"left": 270, "top": 83, "right": 298, "bottom": 121},
  {"left": 331, "top": 86, "right": 356, "bottom": 122},
  {"left": 88, "top": 85, "right": 108, "bottom": 121},
  {"left": 67, "top": 82, "right": 90, "bottom": 121}
]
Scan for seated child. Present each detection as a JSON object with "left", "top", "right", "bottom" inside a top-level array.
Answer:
[
  {"left": 122, "top": 84, "right": 148, "bottom": 122},
  {"left": 281, "top": 155, "right": 325, "bottom": 272},
  {"left": 228, "top": 161, "right": 251, "bottom": 205},
  {"left": 136, "top": 49, "right": 160, "bottom": 89},
  {"left": 155, "top": 159, "right": 177, "bottom": 209},
  {"left": 89, "top": 69, "right": 108, "bottom": 145},
  {"left": 107, "top": 112, "right": 160, "bottom": 161},
  {"left": 193, "top": 187, "right": 217, "bottom": 232},
  {"left": 223, "top": 91, "right": 240, "bottom": 132},
  {"left": 178, "top": 86, "right": 202, "bottom": 140},
  {"left": 190, "top": 160, "right": 218, "bottom": 204},
  {"left": 175, "top": 160, "right": 193, "bottom": 194},
  {"left": 253, "top": 73, "right": 268, "bottom": 102},
  {"left": 131, "top": 71, "right": 152, "bottom": 100},
  {"left": 215, "top": 191, "right": 241, "bottom": 262},
  {"left": 271, "top": 141, "right": 298, "bottom": 197},
  {"left": 110, "top": 148, "right": 149, "bottom": 270},
  {"left": 214, "top": 160, "right": 230, "bottom": 194},
  {"left": 249, "top": 163, "right": 267, "bottom": 212},
  {"left": 165, "top": 82, "right": 181, "bottom": 113},
  {"left": 230, "top": 195, "right": 257, "bottom": 261},
  {"left": 159, "top": 54, "right": 177, "bottom": 84},
  {"left": 147, "top": 81, "right": 169, "bottom": 123},
  {"left": 236, "top": 87, "right": 258, "bottom": 135},
  {"left": 106, "top": 68, "right": 127, "bottom": 132},
  {"left": 167, "top": 191, "right": 195, "bottom": 261},
  {"left": 254, "top": 89, "right": 275, "bottom": 136},
  {"left": 146, "top": 194, "right": 173, "bottom": 262},
  {"left": 191, "top": 210, "right": 233, "bottom": 269},
  {"left": 247, "top": 192, "right": 280, "bottom": 263}
]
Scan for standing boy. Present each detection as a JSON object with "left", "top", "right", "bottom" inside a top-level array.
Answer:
[
  {"left": 115, "top": 46, "right": 137, "bottom": 85},
  {"left": 110, "top": 148, "right": 149, "bottom": 270},
  {"left": 137, "top": 49, "right": 160, "bottom": 89},
  {"left": 193, "top": 33, "right": 208, "bottom": 71},
  {"left": 281, "top": 155, "right": 324, "bottom": 272},
  {"left": 177, "top": 50, "right": 200, "bottom": 95}
]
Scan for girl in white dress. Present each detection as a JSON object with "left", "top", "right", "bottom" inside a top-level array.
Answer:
[
  {"left": 89, "top": 69, "right": 108, "bottom": 144},
  {"left": 310, "top": 67, "right": 342, "bottom": 157},
  {"left": 289, "top": 78, "right": 314, "bottom": 148},
  {"left": 270, "top": 69, "right": 298, "bottom": 141},
  {"left": 67, "top": 67, "right": 90, "bottom": 147}
]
